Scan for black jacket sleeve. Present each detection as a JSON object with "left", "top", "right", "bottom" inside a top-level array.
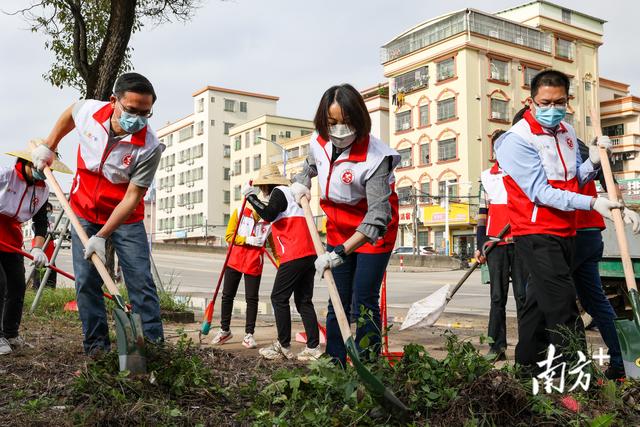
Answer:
[
  {"left": 32, "top": 198, "right": 49, "bottom": 238},
  {"left": 246, "top": 188, "right": 288, "bottom": 223}
]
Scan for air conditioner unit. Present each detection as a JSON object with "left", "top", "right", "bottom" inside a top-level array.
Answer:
[
  {"left": 166, "top": 187, "right": 172, "bottom": 193},
  {"left": 489, "top": 30, "right": 499, "bottom": 38},
  {"left": 166, "top": 166, "right": 173, "bottom": 172},
  {"left": 402, "top": 122, "right": 410, "bottom": 130},
  {"left": 491, "top": 71, "right": 500, "bottom": 80},
  {"left": 491, "top": 111, "right": 503, "bottom": 120},
  {"left": 400, "top": 160, "right": 412, "bottom": 168},
  {"left": 279, "top": 132, "right": 285, "bottom": 137},
  {"left": 624, "top": 152, "right": 636, "bottom": 160}
]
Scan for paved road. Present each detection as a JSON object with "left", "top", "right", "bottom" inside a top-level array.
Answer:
[{"left": 45, "top": 248, "right": 518, "bottom": 319}]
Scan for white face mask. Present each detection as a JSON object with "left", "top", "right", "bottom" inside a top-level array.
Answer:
[{"left": 329, "top": 124, "right": 356, "bottom": 149}]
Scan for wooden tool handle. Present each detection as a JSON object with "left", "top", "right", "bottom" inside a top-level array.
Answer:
[
  {"left": 591, "top": 108, "right": 637, "bottom": 292},
  {"left": 42, "top": 166, "right": 127, "bottom": 306},
  {"left": 300, "top": 197, "right": 352, "bottom": 342}
]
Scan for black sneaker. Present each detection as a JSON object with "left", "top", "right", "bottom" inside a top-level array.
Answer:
[
  {"left": 604, "top": 366, "right": 626, "bottom": 381},
  {"left": 485, "top": 349, "right": 507, "bottom": 362}
]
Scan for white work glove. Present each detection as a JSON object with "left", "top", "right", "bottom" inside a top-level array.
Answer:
[
  {"left": 623, "top": 207, "right": 640, "bottom": 234},
  {"left": 588, "top": 136, "right": 613, "bottom": 166},
  {"left": 314, "top": 251, "right": 344, "bottom": 276},
  {"left": 245, "top": 236, "right": 263, "bottom": 247},
  {"left": 591, "top": 197, "right": 623, "bottom": 221},
  {"left": 84, "top": 235, "right": 107, "bottom": 264},
  {"left": 31, "top": 144, "right": 55, "bottom": 171},
  {"left": 30, "top": 247, "right": 48, "bottom": 268},
  {"left": 290, "top": 182, "right": 311, "bottom": 204},
  {"left": 242, "top": 184, "right": 259, "bottom": 198}
]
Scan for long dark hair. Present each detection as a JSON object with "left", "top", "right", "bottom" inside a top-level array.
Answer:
[{"left": 313, "top": 84, "right": 371, "bottom": 141}]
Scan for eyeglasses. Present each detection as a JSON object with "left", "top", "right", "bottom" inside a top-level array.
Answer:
[
  {"left": 117, "top": 100, "right": 153, "bottom": 118},
  {"left": 533, "top": 100, "right": 567, "bottom": 109}
]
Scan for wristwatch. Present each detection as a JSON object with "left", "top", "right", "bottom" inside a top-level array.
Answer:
[{"left": 334, "top": 244, "right": 347, "bottom": 260}]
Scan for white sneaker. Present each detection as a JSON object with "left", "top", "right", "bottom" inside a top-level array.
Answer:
[
  {"left": 211, "top": 329, "right": 232, "bottom": 345},
  {"left": 242, "top": 333, "right": 257, "bottom": 349},
  {"left": 8, "top": 336, "right": 32, "bottom": 349},
  {"left": 259, "top": 341, "right": 294, "bottom": 360},
  {"left": 0, "top": 337, "right": 12, "bottom": 355},
  {"left": 297, "top": 346, "right": 323, "bottom": 361}
]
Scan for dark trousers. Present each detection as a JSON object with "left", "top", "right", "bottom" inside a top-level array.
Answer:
[
  {"left": 487, "top": 244, "right": 527, "bottom": 352},
  {"left": 271, "top": 255, "right": 318, "bottom": 348},
  {"left": 514, "top": 234, "right": 585, "bottom": 367},
  {"left": 326, "top": 247, "right": 391, "bottom": 366},
  {"left": 573, "top": 230, "right": 623, "bottom": 369},
  {"left": 220, "top": 267, "right": 261, "bottom": 334},
  {"left": 0, "top": 252, "right": 26, "bottom": 339}
]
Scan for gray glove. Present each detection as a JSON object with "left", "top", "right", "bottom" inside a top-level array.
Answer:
[
  {"left": 242, "top": 184, "right": 259, "bottom": 198},
  {"left": 314, "top": 251, "right": 344, "bottom": 276},
  {"left": 592, "top": 197, "right": 623, "bottom": 221},
  {"left": 290, "top": 182, "right": 311, "bottom": 204},
  {"left": 84, "top": 235, "right": 107, "bottom": 264},
  {"left": 623, "top": 207, "right": 640, "bottom": 234},
  {"left": 588, "top": 136, "right": 612, "bottom": 166},
  {"left": 30, "top": 247, "right": 48, "bottom": 268}
]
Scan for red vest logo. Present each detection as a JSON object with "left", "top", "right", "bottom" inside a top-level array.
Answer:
[
  {"left": 566, "top": 138, "right": 574, "bottom": 149},
  {"left": 341, "top": 170, "right": 354, "bottom": 184},
  {"left": 123, "top": 154, "right": 133, "bottom": 166},
  {"left": 31, "top": 196, "right": 40, "bottom": 211}
]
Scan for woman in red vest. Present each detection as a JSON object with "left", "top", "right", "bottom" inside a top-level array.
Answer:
[{"left": 291, "top": 84, "right": 400, "bottom": 366}]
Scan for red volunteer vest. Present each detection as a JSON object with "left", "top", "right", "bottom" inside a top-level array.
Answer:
[
  {"left": 502, "top": 110, "right": 580, "bottom": 237},
  {"left": 0, "top": 165, "right": 49, "bottom": 249},
  {"left": 480, "top": 163, "right": 512, "bottom": 244},
  {"left": 70, "top": 100, "right": 161, "bottom": 224},
  {"left": 227, "top": 207, "right": 271, "bottom": 276},
  {"left": 270, "top": 186, "right": 316, "bottom": 264},
  {"left": 576, "top": 181, "right": 605, "bottom": 230},
  {"left": 310, "top": 133, "right": 400, "bottom": 254}
]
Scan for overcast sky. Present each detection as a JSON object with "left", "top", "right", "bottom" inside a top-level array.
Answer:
[{"left": 1, "top": 0, "right": 638, "bottom": 189}]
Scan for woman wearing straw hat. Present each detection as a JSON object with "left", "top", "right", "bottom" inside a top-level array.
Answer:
[
  {"left": 211, "top": 191, "right": 278, "bottom": 349},
  {"left": 242, "top": 164, "right": 322, "bottom": 361},
  {"left": 0, "top": 140, "right": 71, "bottom": 355}
]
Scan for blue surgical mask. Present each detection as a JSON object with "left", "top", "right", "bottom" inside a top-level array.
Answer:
[
  {"left": 32, "top": 168, "right": 47, "bottom": 181},
  {"left": 119, "top": 111, "right": 148, "bottom": 134},
  {"left": 534, "top": 105, "right": 566, "bottom": 128}
]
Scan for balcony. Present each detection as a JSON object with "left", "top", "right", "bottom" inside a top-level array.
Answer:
[
  {"left": 600, "top": 96, "right": 640, "bottom": 119},
  {"left": 610, "top": 134, "right": 640, "bottom": 153}
]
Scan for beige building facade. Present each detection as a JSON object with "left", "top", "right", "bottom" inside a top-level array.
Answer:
[
  {"left": 381, "top": 1, "right": 604, "bottom": 256},
  {"left": 155, "top": 86, "right": 278, "bottom": 244}
]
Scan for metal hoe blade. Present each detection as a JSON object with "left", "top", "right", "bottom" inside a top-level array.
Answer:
[
  {"left": 113, "top": 308, "right": 147, "bottom": 374},
  {"left": 615, "top": 289, "right": 640, "bottom": 379}
]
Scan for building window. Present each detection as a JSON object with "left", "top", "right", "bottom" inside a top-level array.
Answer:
[
  {"left": 271, "top": 134, "right": 277, "bottom": 142},
  {"left": 584, "top": 81, "right": 592, "bottom": 92},
  {"left": 398, "top": 148, "right": 412, "bottom": 168},
  {"left": 233, "top": 160, "right": 241, "bottom": 175},
  {"left": 253, "top": 155, "right": 262, "bottom": 171},
  {"left": 419, "top": 104, "right": 429, "bottom": 127},
  {"left": 223, "top": 122, "right": 235, "bottom": 135},
  {"left": 224, "top": 144, "right": 231, "bottom": 157},
  {"left": 437, "top": 98, "right": 455, "bottom": 121},
  {"left": 418, "top": 231, "right": 429, "bottom": 246},
  {"left": 245, "top": 132, "right": 250, "bottom": 148},
  {"left": 489, "top": 58, "right": 509, "bottom": 82},
  {"left": 285, "top": 130, "right": 291, "bottom": 138},
  {"left": 196, "top": 121, "right": 204, "bottom": 135},
  {"left": 211, "top": 96, "right": 215, "bottom": 103},
  {"left": 556, "top": 38, "right": 574, "bottom": 60},
  {"left": 234, "top": 186, "right": 241, "bottom": 201},
  {"left": 564, "top": 112, "right": 574, "bottom": 125},
  {"left": 397, "top": 186, "right": 412, "bottom": 206},
  {"left": 223, "top": 168, "right": 230, "bottom": 181},
  {"left": 394, "top": 66, "right": 429, "bottom": 93},
  {"left": 224, "top": 99, "right": 236, "bottom": 112},
  {"left": 167, "top": 134, "right": 173, "bottom": 147},
  {"left": 245, "top": 157, "right": 250, "bottom": 173},
  {"left": 420, "top": 181, "right": 431, "bottom": 203},
  {"left": 420, "top": 143, "right": 430, "bottom": 165},
  {"left": 586, "top": 116, "right": 592, "bottom": 126},
  {"left": 179, "top": 125, "right": 193, "bottom": 142},
  {"left": 210, "top": 120, "right": 215, "bottom": 127},
  {"left": 223, "top": 190, "right": 230, "bottom": 204},
  {"left": 439, "top": 179, "right": 458, "bottom": 200},
  {"left": 234, "top": 136, "right": 241, "bottom": 151},
  {"left": 395, "top": 110, "right": 411, "bottom": 132},
  {"left": 301, "top": 129, "right": 312, "bottom": 136},
  {"left": 561, "top": 8, "right": 572, "bottom": 24},
  {"left": 223, "top": 213, "right": 230, "bottom": 225},
  {"left": 490, "top": 99, "right": 509, "bottom": 122},
  {"left": 253, "top": 128, "right": 262, "bottom": 144},
  {"left": 286, "top": 147, "right": 300, "bottom": 159},
  {"left": 603, "top": 124, "right": 624, "bottom": 137},
  {"left": 523, "top": 66, "right": 540, "bottom": 87},
  {"left": 197, "top": 98, "right": 204, "bottom": 113},
  {"left": 438, "top": 138, "right": 457, "bottom": 161},
  {"left": 240, "top": 101, "right": 247, "bottom": 113},
  {"left": 436, "top": 57, "right": 455, "bottom": 81}
]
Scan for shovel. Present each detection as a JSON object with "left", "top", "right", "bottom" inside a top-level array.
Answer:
[
  {"left": 300, "top": 197, "right": 409, "bottom": 416},
  {"left": 400, "top": 223, "right": 511, "bottom": 330},
  {"left": 592, "top": 108, "right": 640, "bottom": 379},
  {"left": 43, "top": 166, "right": 146, "bottom": 374}
]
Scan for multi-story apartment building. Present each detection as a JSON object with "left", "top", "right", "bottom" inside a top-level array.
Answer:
[
  {"left": 228, "top": 115, "right": 314, "bottom": 214},
  {"left": 381, "top": 1, "right": 604, "bottom": 256},
  {"left": 155, "top": 86, "right": 278, "bottom": 244}
]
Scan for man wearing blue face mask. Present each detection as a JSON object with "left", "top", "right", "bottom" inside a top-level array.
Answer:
[
  {"left": 32, "top": 72, "right": 165, "bottom": 355},
  {"left": 495, "top": 70, "right": 623, "bottom": 373}
]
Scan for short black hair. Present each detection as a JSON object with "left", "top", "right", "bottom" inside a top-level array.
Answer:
[
  {"left": 491, "top": 130, "right": 506, "bottom": 144},
  {"left": 530, "top": 69, "right": 569, "bottom": 99},
  {"left": 512, "top": 106, "right": 530, "bottom": 125},
  {"left": 114, "top": 72, "right": 157, "bottom": 103},
  {"left": 314, "top": 84, "right": 371, "bottom": 141}
]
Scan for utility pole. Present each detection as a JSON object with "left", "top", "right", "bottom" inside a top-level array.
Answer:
[
  {"left": 412, "top": 186, "right": 419, "bottom": 255},
  {"left": 444, "top": 183, "right": 450, "bottom": 256}
]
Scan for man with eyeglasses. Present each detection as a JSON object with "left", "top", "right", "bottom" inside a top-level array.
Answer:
[
  {"left": 32, "top": 72, "right": 164, "bottom": 355},
  {"left": 494, "top": 69, "right": 622, "bottom": 373}
]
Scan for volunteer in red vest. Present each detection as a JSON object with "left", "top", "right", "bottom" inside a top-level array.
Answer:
[
  {"left": 495, "top": 70, "right": 623, "bottom": 370},
  {"left": 0, "top": 140, "right": 71, "bottom": 355},
  {"left": 211, "top": 202, "right": 277, "bottom": 349},
  {"left": 242, "top": 165, "right": 321, "bottom": 361},
  {"left": 574, "top": 138, "right": 640, "bottom": 379},
  {"left": 291, "top": 83, "right": 400, "bottom": 366},
  {"left": 475, "top": 130, "right": 526, "bottom": 361},
  {"left": 32, "top": 72, "right": 165, "bottom": 355}
]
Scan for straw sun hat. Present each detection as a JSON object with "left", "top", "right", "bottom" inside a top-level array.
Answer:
[
  {"left": 6, "top": 139, "right": 72, "bottom": 174},
  {"left": 252, "top": 164, "right": 290, "bottom": 186}
]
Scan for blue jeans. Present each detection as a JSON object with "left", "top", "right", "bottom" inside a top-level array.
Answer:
[
  {"left": 71, "top": 219, "right": 164, "bottom": 354},
  {"left": 572, "top": 230, "right": 623, "bottom": 369},
  {"left": 326, "top": 246, "right": 391, "bottom": 366}
]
